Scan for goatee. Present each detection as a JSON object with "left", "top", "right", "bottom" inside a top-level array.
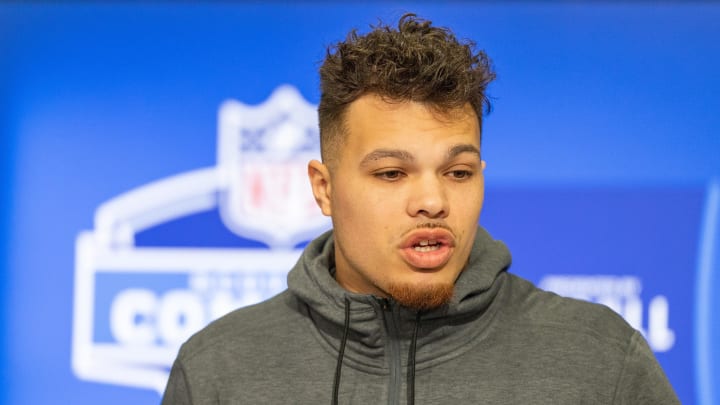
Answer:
[{"left": 386, "top": 282, "right": 454, "bottom": 310}]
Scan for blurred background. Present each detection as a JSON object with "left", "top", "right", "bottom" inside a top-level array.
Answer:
[{"left": 1, "top": 2, "right": 719, "bottom": 404}]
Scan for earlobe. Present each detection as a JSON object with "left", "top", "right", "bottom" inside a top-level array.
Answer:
[{"left": 307, "top": 160, "right": 333, "bottom": 216}]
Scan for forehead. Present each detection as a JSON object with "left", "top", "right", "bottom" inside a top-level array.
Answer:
[{"left": 342, "top": 94, "right": 479, "bottom": 151}]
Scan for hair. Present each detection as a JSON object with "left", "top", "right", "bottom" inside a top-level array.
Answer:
[{"left": 318, "top": 13, "right": 496, "bottom": 165}]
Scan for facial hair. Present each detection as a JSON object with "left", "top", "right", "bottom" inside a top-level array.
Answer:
[{"left": 386, "top": 281, "right": 454, "bottom": 310}]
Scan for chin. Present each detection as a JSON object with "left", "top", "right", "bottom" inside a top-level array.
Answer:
[{"left": 386, "top": 280, "right": 455, "bottom": 311}]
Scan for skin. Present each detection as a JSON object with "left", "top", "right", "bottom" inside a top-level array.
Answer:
[{"left": 308, "top": 94, "right": 486, "bottom": 307}]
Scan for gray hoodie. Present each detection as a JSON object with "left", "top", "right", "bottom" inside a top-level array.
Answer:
[{"left": 162, "top": 227, "right": 679, "bottom": 404}]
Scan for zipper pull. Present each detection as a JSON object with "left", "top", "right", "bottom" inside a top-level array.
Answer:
[{"left": 377, "top": 297, "right": 391, "bottom": 311}]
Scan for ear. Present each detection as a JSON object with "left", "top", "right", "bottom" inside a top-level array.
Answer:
[{"left": 308, "top": 159, "right": 333, "bottom": 216}]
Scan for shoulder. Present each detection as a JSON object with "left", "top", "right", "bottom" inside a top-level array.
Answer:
[
  {"left": 176, "top": 290, "right": 304, "bottom": 364},
  {"left": 498, "top": 273, "right": 636, "bottom": 353},
  {"left": 165, "top": 290, "right": 337, "bottom": 401},
  {"left": 472, "top": 273, "right": 678, "bottom": 403}
]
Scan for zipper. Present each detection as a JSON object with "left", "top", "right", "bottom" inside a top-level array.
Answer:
[{"left": 379, "top": 298, "right": 402, "bottom": 405}]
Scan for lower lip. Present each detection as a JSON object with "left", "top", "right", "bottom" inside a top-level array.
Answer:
[{"left": 400, "top": 244, "right": 453, "bottom": 269}]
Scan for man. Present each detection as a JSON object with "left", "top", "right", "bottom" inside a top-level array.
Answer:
[{"left": 162, "top": 14, "right": 679, "bottom": 404}]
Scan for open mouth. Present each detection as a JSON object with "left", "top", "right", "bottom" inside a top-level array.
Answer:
[
  {"left": 413, "top": 240, "right": 441, "bottom": 252},
  {"left": 399, "top": 228, "right": 455, "bottom": 269}
]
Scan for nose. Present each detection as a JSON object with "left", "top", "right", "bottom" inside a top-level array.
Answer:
[{"left": 406, "top": 174, "right": 449, "bottom": 219}]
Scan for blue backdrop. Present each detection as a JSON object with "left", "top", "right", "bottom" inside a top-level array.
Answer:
[{"left": 2, "top": 3, "right": 719, "bottom": 404}]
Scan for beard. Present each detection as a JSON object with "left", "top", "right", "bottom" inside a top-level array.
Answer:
[{"left": 386, "top": 281, "right": 455, "bottom": 311}]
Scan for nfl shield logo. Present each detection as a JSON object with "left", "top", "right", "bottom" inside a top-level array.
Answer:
[
  {"left": 73, "top": 85, "right": 330, "bottom": 394},
  {"left": 217, "top": 86, "right": 330, "bottom": 247}
]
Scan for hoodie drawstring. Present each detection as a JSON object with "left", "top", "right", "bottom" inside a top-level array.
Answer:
[
  {"left": 332, "top": 300, "right": 421, "bottom": 405},
  {"left": 407, "top": 312, "right": 421, "bottom": 405},
  {"left": 332, "top": 297, "right": 351, "bottom": 405}
]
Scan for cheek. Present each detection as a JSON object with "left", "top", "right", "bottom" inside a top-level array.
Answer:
[
  {"left": 450, "top": 190, "right": 484, "bottom": 238},
  {"left": 333, "top": 185, "right": 400, "bottom": 247},
  {"left": 331, "top": 185, "right": 374, "bottom": 238},
  {"left": 452, "top": 185, "right": 483, "bottom": 212},
  {"left": 337, "top": 181, "right": 391, "bottom": 214},
  {"left": 333, "top": 183, "right": 366, "bottom": 217}
]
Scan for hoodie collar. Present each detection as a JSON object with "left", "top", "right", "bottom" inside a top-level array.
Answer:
[{"left": 287, "top": 226, "right": 512, "bottom": 368}]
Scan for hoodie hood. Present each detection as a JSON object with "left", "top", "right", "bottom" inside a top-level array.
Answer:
[
  {"left": 287, "top": 225, "right": 512, "bottom": 371},
  {"left": 289, "top": 226, "right": 511, "bottom": 317}
]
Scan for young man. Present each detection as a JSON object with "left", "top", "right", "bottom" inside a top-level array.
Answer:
[{"left": 162, "top": 14, "right": 679, "bottom": 404}]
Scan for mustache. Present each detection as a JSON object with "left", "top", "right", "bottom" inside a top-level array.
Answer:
[{"left": 402, "top": 222, "right": 454, "bottom": 237}]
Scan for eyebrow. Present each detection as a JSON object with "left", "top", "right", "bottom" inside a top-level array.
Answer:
[
  {"left": 447, "top": 144, "right": 481, "bottom": 160},
  {"left": 359, "top": 149, "right": 415, "bottom": 168},
  {"left": 359, "top": 144, "right": 480, "bottom": 168}
]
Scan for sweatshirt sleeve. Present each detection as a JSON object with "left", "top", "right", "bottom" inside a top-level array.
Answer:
[
  {"left": 612, "top": 330, "right": 680, "bottom": 405},
  {"left": 162, "top": 358, "right": 194, "bottom": 405}
]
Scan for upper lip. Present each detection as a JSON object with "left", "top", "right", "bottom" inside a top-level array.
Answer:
[{"left": 399, "top": 227, "right": 456, "bottom": 249}]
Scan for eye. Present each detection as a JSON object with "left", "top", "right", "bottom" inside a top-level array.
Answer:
[
  {"left": 448, "top": 169, "right": 473, "bottom": 180},
  {"left": 374, "top": 170, "right": 405, "bottom": 181}
]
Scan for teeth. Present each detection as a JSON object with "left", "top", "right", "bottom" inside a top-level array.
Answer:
[{"left": 414, "top": 240, "right": 440, "bottom": 252}]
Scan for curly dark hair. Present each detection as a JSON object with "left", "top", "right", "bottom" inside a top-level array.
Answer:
[{"left": 318, "top": 13, "right": 496, "bottom": 164}]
